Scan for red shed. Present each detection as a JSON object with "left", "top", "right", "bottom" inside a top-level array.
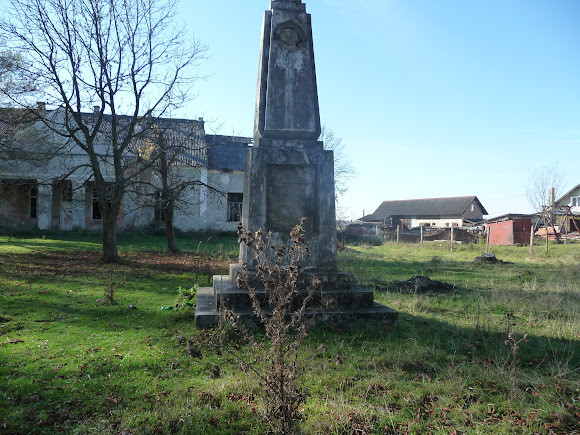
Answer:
[{"left": 486, "top": 214, "right": 532, "bottom": 246}]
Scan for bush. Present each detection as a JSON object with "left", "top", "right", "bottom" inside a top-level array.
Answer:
[
  {"left": 236, "top": 219, "right": 319, "bottom": 434},
  {"left": 175, "top": 285, "right": 199, "bottom": 311}
]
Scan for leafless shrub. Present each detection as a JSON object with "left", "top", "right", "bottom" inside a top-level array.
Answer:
[
  {"left": 505, "top": 331, "right": 529, "bottom": 397},
  {"left": 216, "top": 308, "right": 246, "bottom": 347},
  {"left": 236, "top": 218, "right": 319, "bottom": 434}
]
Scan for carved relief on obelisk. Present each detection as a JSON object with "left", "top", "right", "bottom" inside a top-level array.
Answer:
[{"left": 254, "top": 0, "right": 321, "bottom": 141}]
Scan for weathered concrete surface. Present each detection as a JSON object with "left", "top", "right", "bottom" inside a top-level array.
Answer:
[
  {"left": 195, "top": 0, "right": 398, "bottom": 328},
  {"left": 254, "top": 0, "right": 320, "bottom": 140},
  {"left": 239, "top": 141, "right": 338, "bottom": 271},
  {"left": 194, "top": 286, "right": 220, "bottom": 329},
  {"left": 243, "top": 0, "right": 337, "bottom": 272},
  {"left": 198, "top": 276, "right": 398, "bottom": 329}
]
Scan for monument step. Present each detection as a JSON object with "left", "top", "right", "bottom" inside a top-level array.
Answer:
[
  {"left": 195, "top": 286, "right": 220, "bottom": 329},
  {"left": 220, "top": 287, "right": 376, "bottom": 311},
  {"left": 213, "top": 276, "right": 375, "bottom": 311},
  {"left": 194, "top": 285, "right": 398, "bottom": 329},
  {"left": 228, "top": 265, "right": 354, "bottom": 291}
]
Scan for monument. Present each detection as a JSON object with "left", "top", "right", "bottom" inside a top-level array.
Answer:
[{"left": 195, "top": 0, "right": 397, "bottom": 327}]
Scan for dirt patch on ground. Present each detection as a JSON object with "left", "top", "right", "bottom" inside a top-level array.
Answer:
[
  {"left": 0, "top": 250, "right": 232, "bottom": 281},
  {"left": 383, "top": 276, "right": 456, "bottom": 294}
]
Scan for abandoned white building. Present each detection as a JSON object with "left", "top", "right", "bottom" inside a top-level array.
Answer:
[
  {"left": 362, "top": 196, "right": 488, "bottom": 230},
  {"left": 0, "top": 106, "right": 251, "bottom": 232}
]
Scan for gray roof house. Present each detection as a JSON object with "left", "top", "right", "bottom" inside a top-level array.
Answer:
[
  {"left": 554, "top": 184, "right": 580, "bottom": 234},
  {"left": 362, "top": 196, "right": 488, "bottom": 229},
  {"left": 555, "top": 184, "right": 580, "bottom": 212}
]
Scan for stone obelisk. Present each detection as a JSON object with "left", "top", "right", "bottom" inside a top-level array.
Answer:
[
  {"left": 195, "top": 0, "right": 398, "bottom": 327},
  {"left": 239, "top": 0, "right": 337, "bottom": 272}
]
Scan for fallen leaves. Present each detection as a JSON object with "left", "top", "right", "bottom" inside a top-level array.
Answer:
[{"left": 0, "top": 249, "right": 231, "bottom": 281}]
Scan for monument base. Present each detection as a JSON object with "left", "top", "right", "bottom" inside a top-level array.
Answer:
[{"left": 194, "top": 270, "right": 398, "bottom": 329}]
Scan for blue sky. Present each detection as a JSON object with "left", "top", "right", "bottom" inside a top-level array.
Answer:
[{"left": 177, "top": 0, "right": 580, "bottom": 220}]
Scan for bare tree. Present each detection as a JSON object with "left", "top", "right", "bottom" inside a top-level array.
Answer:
[
  {"left": 131, "top": 128, "right": 247, "bottom": 253},
  {"left": 320, "top": 125, "right": 355, "bottom": 200},
  {"left": 153, "top": 131, "right": 180, "bottom": 253},
  {"left": 134, "top": 125, "right": 209, "bottom": 253},
  {"left": 526, "top": 164, "right": 565, "bottom": 213},
  {"left": 1, "top": 0, "right": 207, "bottom": 261}
]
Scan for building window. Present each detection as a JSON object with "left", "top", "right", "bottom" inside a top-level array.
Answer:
[
  {"left": 30, "top": 186, "right": 37, "bottom": 219},
  {"left": 227, "top": 193, "right": 243, "bottom": 222},
  {"left": 471, "top": 204, "right": 475, "bottom": 212},
  {"left": 92, "top": 185, "right": 112, "bottom": 220},
  {"left": 62, "top": 180, "right": 73, "bottom": 202},
  {"left": 572, "top": 197, "right": 579, "bottom": 207}
]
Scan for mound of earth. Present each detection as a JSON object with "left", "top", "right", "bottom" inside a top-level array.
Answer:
[
  {"left": 385, "top": 276, "right": 456, "bottom": 293},
  {"left": 474, "top": 253, "right": 511, "bottom": 264}
]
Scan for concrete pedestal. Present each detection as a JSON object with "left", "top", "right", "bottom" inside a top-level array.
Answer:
[{"left": 195, "top": 275, "right": 398, "bottom": 329}]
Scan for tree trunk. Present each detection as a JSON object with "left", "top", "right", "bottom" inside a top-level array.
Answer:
[
  {"left": 102, "top": 218, "right": 119, "bottom": 262},
  {"left": 165, "top": 201, "right": 179, "bottom": 253},
  {"left": 158, "top": 135, "right": 178, "bottom": 253}
]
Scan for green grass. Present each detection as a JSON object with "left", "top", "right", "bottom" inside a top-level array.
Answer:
[
  {"left": 0, "top": 231, "right": 239, "bottom": 256},
  {"left": 1, "top": 235, "right": 579, "bottom": 434}
]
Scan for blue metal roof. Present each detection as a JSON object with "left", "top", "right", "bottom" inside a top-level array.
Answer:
[{"left": 207, "top": 135, "right": 251, "bottom": 171}]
